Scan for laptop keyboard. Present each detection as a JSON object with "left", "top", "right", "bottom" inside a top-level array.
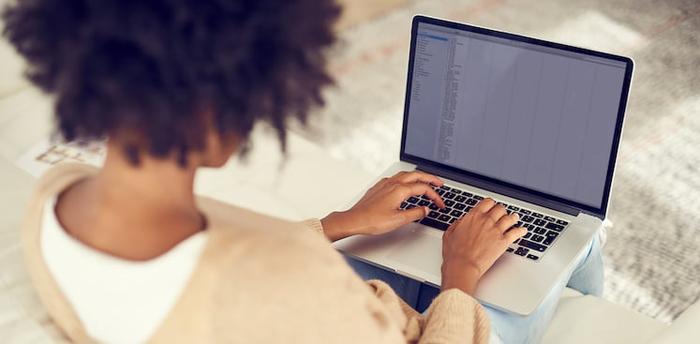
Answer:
[{"left": 399, "top": 184, "right": 570, "bottom": 262}]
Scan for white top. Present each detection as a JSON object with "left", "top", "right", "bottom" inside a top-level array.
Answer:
[{"left": 40, "top": 196, "right": 208, "bottom": 343}]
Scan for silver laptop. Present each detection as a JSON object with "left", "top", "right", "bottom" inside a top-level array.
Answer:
[{"left": 334, "top": 15, "right": 634, "bottom": 315}]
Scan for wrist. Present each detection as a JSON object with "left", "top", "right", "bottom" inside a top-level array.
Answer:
[
  {"left": 320, "top": 211, "right": 361, "bottom": 241},
  {"left": 441, "top": 260, "right": 482, "bottom": 295}
]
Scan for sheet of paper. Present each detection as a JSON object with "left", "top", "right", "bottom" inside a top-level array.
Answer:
[{"left": 15, "top": 138, "right": 105, "bottom": 177}]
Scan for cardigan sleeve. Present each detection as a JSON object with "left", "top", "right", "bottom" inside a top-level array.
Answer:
[
  {"left": 418, "top": 289, "right": 491, "bottom": 343},
  {"left": 367, "top": 279, "right": 491, "bottom": 344},
  {"left": 301, "top": 219, "right": 492, "bottom": 343},
  {"left": 300, "top": 218, "right": 325, "bottom": 236}
]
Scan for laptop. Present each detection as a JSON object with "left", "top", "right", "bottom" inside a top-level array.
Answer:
[{"left": 334, "top": 15, "right": 634, "bottom": 315}]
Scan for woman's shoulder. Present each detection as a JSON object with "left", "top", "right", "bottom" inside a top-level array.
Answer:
[
  {"left": 194, "top": 194, "right": 370, "bottom": 295},
  {"left": 196, "top": 195, "right": 341, "bottom": 272},
  {"left": 196, "top": 196, "right": 326, "bottom": 250}
]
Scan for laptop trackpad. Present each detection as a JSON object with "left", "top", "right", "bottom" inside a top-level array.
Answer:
[{"left": 386, "top": 226, "right": 443, "bottom": 277}]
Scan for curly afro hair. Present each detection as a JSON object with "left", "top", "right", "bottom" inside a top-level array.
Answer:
[{"left": 2, "top": 0, "right": 340, "bottom": 164}]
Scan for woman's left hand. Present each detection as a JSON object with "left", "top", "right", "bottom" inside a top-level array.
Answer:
[{"left": 321, "top": 171, "right": 445, "bottom": 241}]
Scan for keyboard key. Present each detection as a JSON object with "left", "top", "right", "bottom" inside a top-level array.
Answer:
[
  {"left": 515, "top": 247, "right": 529, "bottom": 256},
  {"left": 439, "top": 207, "right": 451, "bottom": 214},
  {"left": 534, "top": 227, "right": 546, "bottom": 235},
  {"left": 544, "top": 216, "right": 556, "bottom": 222},
  {"left": 445, "top": 200, "right": 455, "bottom": 207},
  {"left": 450, "top": 210, "right": 464, "bottom": 218},
  {"left": 420, "top": 217, "right": 449, "bottom": 230},
  {"left": 523, "top": 232, "right": 532, "bottom": 239},
  {"left": 543, "top": 237, "right": 554, "bottom": 246},
  {"left": 455, "top": 195, "right": 467, "bottom": 203},
  {"left": 525, "top": 224, "right": 535, "bottom": 231},
  {"left": 532, "top": 212, "right": 544, "bottom": 218},
  {"left": 462, "top": 191, "right": 473, "bottom": 197},
  {"left": 498, "top": 202, "right": 507, "bottom": 207},
  {"left": 506, "top": 247, "right": 515, "bottom": 253},
  {"left": 545, "top": 222, "right": 565, "bottom": 231},
  {"left": 532, "top": 234, "right": 545, "bottom": 243},
  {"left": 449, "top": 218, "right": 456, "bottom": 224},
  {"left": 526, "top": 254, "right": 539, "bottom": 261},
  {"left": 466, "top": 198, "right": 478, "bottom": 206},
  {"left": 515, "top": 221, "right": 523, "bottom": 227},
  {"left": 429, "top": 203, "right": 438, "bottom": 210},
  {"left": 473, "top": 195, "right": 484, "bottom": 200},
  {"left": 545, "top": 231, "right": 559, "bottom": 238},
  {"left": 519, "top": 239, "right": 546, "bottom": 252},
  {"left": 522, "top": 215, "right": 535, "bottom": 223},
  {"left": 465, "top": 206, "right": 473, "bottom": 213},
  {"left": 534, "top": 219, "right": 547, "bottom": 226},
  {"left": 508, "top": 205, "right": 520, "bottom": 211},
  {"left": 438, "top": 214, "right": 451, "bottom": 222},
  {"left": 400, "top": 201, "right": 408, "bottom": 209},
  {"left": 437, "top": 189, "right": 446, "bottom": 196},
  {"left": 418, "top": 200, "right": 430, "bottom": 206},
  {"left": 428, "top": 211, "right": 440, "bottom": 219},
  {"left": 454, "top": 203, "right": 466, "bottom": 210},
  {"left": 451, "top": 189, "right": 461, "bottom": 195},
  {"left": 444, "top": 192, "right": 456, "bottom": 199},
  {"left": 556, "top": 219, "right": 569, "bottom": 226},
  {"left": 519, "top": 209, "right": 532, "bottom": 215},
  {"left": 440, "top": 185, "right": 451, "bottom": 191},
  {"left": 406, "top": 204, "right": 416, "bottom": 209},
  {"left": 407, "top": 196, "right": 419, "bottom": 204}
]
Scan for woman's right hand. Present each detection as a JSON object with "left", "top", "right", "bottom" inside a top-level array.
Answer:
[{"left": 440, "top": 198, "right": 527, "bottom": 295}]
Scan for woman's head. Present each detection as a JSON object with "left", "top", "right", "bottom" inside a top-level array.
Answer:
[{"left": 3, "top": 0, "right": 340, "bottom": 167}]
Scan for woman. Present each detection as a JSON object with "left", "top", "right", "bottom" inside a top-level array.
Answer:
[{"left": 4, "top": 0, "right": 603, "bottom": 343}]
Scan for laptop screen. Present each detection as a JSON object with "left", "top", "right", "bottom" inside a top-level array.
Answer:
[{"left": 403, "top": 20, "right": 630, "bottom": 211}]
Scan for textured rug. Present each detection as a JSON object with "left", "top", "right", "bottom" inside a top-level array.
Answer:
[{"left": 300, "top": 0, "right": 700, "bottom": 322}]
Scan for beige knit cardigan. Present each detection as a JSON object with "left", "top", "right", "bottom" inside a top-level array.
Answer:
[{"left": 21, "top": 163, "right": 489, "bottom": 343}]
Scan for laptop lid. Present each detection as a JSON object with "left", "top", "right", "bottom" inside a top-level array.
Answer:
[{"left": 400, "top": 15, "right": 634, "bottom": 219}]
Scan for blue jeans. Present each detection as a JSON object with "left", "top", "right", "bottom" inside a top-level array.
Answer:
[{"left": 346, "top": 234, "right": 604, "bottom": 344}]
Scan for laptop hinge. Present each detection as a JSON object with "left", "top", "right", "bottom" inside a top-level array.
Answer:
[
  {"left": 582, "top": 210, "right": 606, "bottom": 220},
  {"left": 416, "top": 164, "right": 581, "bottom": 217}
]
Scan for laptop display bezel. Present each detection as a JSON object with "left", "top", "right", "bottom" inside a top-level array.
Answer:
[{"left": 399, "top": 15, "right": 634, "bottom": 219}]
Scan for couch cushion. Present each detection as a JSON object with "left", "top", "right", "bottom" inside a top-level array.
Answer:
[{"left": 543, "top": 288, "right": 667, "bottom": 344}]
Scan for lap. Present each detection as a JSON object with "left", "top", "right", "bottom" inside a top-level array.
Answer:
[
  {"left": 344, "top": 257, "right": 423, "bottom": 307},
  {"left": 344, "top": 233, "right": 604, "bottom": 344}
]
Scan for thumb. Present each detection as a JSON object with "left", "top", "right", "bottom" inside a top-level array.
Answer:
[{"left": 399, "top": 206, "right": 429, "bottom": 224}]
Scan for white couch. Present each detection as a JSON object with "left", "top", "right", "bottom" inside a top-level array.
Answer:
[{"left": 0, "top": 32, "right": 697, "bottom": 344}]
